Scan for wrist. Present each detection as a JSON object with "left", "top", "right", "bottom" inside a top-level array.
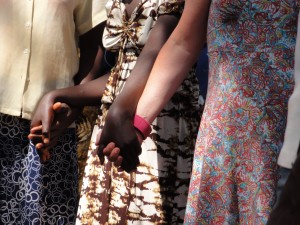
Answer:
[
  {"left": 44, "top": 90, "right": 60, "bottom": 103},
  {"left": 133, "top": 114, "right": 152, "bottom": 139},
  {"left": 109, "top": 103, "right": 134, "bottom": 120}
]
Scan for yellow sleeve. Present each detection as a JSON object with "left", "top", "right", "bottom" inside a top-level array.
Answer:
[{"left": 74, "top": 0, "right": 107, "bottom": 35}]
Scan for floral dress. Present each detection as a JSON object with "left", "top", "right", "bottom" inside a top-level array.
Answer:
[
  {"left": 184, "top": 1, "right": 300, "bottom": 224},
  {"left": 76, "top": 0, "right": 200, "bottom": 224}
]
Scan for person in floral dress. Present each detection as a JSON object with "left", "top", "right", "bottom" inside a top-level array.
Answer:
[{"left": 185, "top": 1, "right": 299, "bottom": 224}]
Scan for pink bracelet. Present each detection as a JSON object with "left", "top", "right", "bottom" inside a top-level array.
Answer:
[{"left": 133, "top": 114, "right": 152, "bottom": 139}]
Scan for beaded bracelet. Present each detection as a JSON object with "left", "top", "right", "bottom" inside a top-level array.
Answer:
[{"left": 133, "top": 114, "right": 152, "bottom": 139}]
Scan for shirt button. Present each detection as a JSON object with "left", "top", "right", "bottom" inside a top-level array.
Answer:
[
  {"left": 23, "top": 49, "right": 29, "bottom": 54},
  {"left": 25, "top": 22, "right": 31, "bottom": 29}
]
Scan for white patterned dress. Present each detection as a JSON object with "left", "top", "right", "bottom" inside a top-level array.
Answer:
[{"left": 76, "top": 0, "right": 201, "bottom": 224}]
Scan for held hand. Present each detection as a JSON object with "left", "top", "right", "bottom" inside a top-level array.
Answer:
[
  {"left": 97, "top": 130, "right": 143, "bottom": 168},
  {"left": 29, "top": 101, "right": 79, "bottom": 162},
  {"left": 28, "top": 125, "right": 51, "bottom": 162},
  {"left": 29, "top": 94, "right": 57, "bottom": 161},
  {"left": 96, "top": 109, "right": 142, "bottom": 172},
  {"left": 29, "top": 102, "right": 71, "bottom": 146}
]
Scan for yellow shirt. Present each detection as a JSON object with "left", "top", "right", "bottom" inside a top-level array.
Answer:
[{"left": 0, "top": 0, "right": 107, "bottom": 120}]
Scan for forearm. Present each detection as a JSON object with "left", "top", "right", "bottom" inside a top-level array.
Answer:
[
  {"left": 74, "top": 22, "right": 106, "bottom": 85},
  {"left": 136, "top": 0, "right": 210, "bottom": 123},
  {"left": 45, "top": 74, "right": 109, "bottom": 107},
  {"left": 109, "top": 14, "right": 180, "bottom": 119},
  {"left": 78, "top": 45, "right": 106, "bottom": 84},
  {"left": 110, "top": 49, "right": 167, "bottom": 119}
]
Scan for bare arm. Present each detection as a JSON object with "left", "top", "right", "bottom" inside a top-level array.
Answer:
[
  {"left": 107, "top": 14, "right": 180, "bottom": 117},
  {"left": 100, "top": 0, "right": 211, "bottom": 170},
  {"left": 29, "top": 22, "right": 111, "bottom": 160},
  {"left": 75, "top": 22, "right": 107, "bottom": 84},
  {"left": 31, "top": 22, "right": 109, "bottom": 131},
  {"left": 98, "top": 13, "right": 181, "bottom": 171},
  {"left": 136, "top": 0, "right": 211, "bottom": 123}
]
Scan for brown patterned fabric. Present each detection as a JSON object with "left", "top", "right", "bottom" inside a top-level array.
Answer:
[
  {"left": 76, "top": 0, "right": 202, "bottom": 224},
  {"left": 76, "top": 106, "right": 100, "bottom": 193}
]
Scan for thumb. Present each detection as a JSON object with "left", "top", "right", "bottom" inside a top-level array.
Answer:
[
  {"left": 42, "top": 107, "right": 55, "bottom": 145},
  {"left": 52, "top": 102, "right": 63, "bottom": 113},
  {"left": 53, "top": 102, "right": 71, "bottom": 116}
]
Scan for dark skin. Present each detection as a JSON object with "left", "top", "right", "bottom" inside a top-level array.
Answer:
[
  {"left": 28, "top": 21, "right": 109, "bottom": 161},
  {"left": 29, "top": 0, "right": 180, "bottom": 170},
  {"left": 99, "top": 0, "right": 210, "bottom": 170},
  {"left": 96, "top": 7, "right": 181, "bottom": 172}
]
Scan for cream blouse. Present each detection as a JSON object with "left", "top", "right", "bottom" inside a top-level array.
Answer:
[{"left": 0, "top": 0, "right": 107, "bottom": 120}]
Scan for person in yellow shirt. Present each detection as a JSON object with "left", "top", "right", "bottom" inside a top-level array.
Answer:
[{"left": 0, "top": 0, "right": 107, "bottom": 224}]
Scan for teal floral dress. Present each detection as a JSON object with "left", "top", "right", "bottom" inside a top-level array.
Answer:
[{"left": 185, "top": 1, "right": 299, "bottom": 224}]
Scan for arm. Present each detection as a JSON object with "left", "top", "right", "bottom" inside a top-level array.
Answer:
[
  {"left": 30, "top": 22, "right": 108, "bottom": 130},
  {"left": 100, "top": 0, "right": 211, "bottom": 170},
  {"left": 98, "top": 13, "right": 181, "bottom": 171},
  {"left": 29, "top": 22, "right": 110, "bottom": 160},
  {"left": 75, "top": 22, "right": 108, "bottom": 84},
  {"left": 29, "top": 73, "right": 110, "bottom": 161},
  {"left": 136, "top": 0, "right": 210, "bottom": 123}
]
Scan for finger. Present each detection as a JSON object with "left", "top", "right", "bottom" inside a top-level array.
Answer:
[
  {"left": 53, "top": 102, "right": 71, "bottom": 116},
  {"left": 106, "top": 148, "right": 121, "bottom": 162},
  {"left": 45, "top": 130, "right": 59, "bottom": 141},
  {"left": 52, "top": 102, "right": 62, "bottom": 112},
  {"left": 29, "top": 136, "right": 44, "bottom": 145},
  {"left": 42, "top": 132, "right": 50, "bottom": 145},
  {"left": 45, "top": 149, "right": 51, "bottom": 161},
  {"left": 59, "top": 103, "right": 71, "bottom": 115},
  {"left": 36, "top": 142, "right": 45, "bottom": 150},
  {"left": 30, "top": 125, "right": 43, "bottom": 134},
  {"left": 41, "top": 105, "right": 57, "bottom": 144},
  {"left": 114, "top": 156, "right": 123, "bottom": 167},
  {"left": 121, "top": 147, "right": 141, "bottom": 172},
  {"left": 119, "top": 141, "right": 141, "bottom": 170},
  {"left": 41, "top": 154, "right": 47, "bottom": 163},
  {"left": 36, "top": 147, "right": 50, "bottom": 162},
  {"left": 40, "top": 150, "right": 50, "bottom": 163},
  {"left": 28, "top": 133, "right": 43, "bottom": 140},
  {"left": 121, "top": 160, "right": 134, "bottom": 173},
  {"left": 103, "top": 142, "right": 116, "bottom": 156}
]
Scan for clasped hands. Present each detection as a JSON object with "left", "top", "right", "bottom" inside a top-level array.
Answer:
[
  {"left": 28, "top": 97, "right": 78, "bottom": 162},
  {"left": 29, "top": 100, "right": 143, "bottom": 172},
  {"left": 97, "top": 107, "right": 143, "bottom": 172}
]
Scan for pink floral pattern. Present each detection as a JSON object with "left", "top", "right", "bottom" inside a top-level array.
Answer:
[{"left": 184, "top": 0, "right": 299, "bottom": 224}]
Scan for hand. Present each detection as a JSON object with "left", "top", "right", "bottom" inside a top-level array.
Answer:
[
  {"left": 29, "top": 100, "right": 80, "bottom": 162},
  {"left": 97, "top": 108, "right": 143, "bottom": 172},
  {"left": 97, "top": 130, "right": 143, "bottom": 169}
]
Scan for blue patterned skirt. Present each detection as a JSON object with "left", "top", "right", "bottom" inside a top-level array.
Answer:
[{"left": 0, "top": 113, "right": 78, "bottom": 225}]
